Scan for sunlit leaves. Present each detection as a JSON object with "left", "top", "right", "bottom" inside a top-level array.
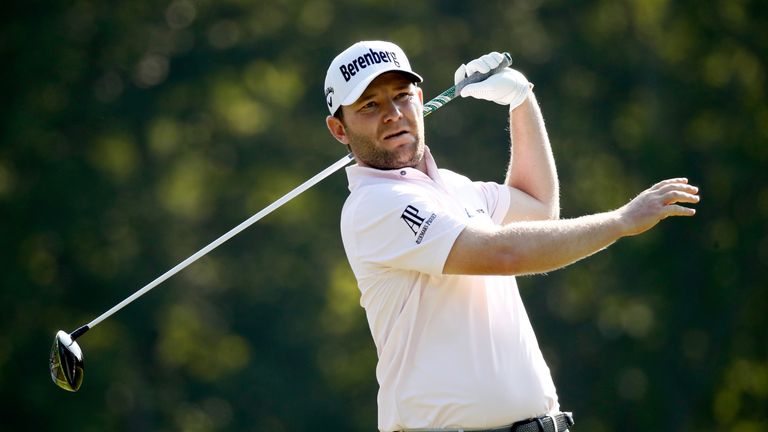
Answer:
[
  {"left": 243, "top": 61, "right": 305, "bottom": 109},
  {"left": 714, "top": 359, "right": 768, "bottom": 430},
  {"left": 1, "top": 0, "right": 766, "bottom": 430},
  {"left": 297, "top": 0, "right": 335, "bottom": 36},
  {"left": 88, "top": 133, "right": 139, "bottom": 182},
  {"left": 157, "top": 301, "right": 252, "bottom": 382},
  {"left": 155, "top": 153, "right": 215, "bottom": 219},
  {"left": 210, "top": 77, "right": 270, "bottom": 137}
]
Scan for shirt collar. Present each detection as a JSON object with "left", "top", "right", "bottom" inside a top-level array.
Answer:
[{"left": 346, "top": 146, "right": 445, "bottom": 191}]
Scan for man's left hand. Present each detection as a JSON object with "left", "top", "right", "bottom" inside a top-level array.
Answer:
[{"left": 454, "top": 52, "right": 532, "bottom": 109}]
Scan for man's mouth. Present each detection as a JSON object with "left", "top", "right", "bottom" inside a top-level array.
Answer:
[{"left": 383, "top": 130, "right": 409, "bottom": 140}]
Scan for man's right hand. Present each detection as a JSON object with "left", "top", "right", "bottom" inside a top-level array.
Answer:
[{"left": 616, "top": 178, "right": 700, "bottom": 237}]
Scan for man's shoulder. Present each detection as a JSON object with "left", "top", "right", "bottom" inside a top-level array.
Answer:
[
  {"left": 344, "top": 180, "right": 420, "bottom": 216},
  {"left": 438, "top": 167, "right": 473, "bottom": 185},
  {"left": 347, "top": 175, "right": 430, "bottom": 200},
  {"left": 342, "top": 175, "right": 445, "bottom": 231}
]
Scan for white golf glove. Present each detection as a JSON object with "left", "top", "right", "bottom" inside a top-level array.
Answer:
[{"left": 454, "top": 52, "right": 532, "bottom": 109}]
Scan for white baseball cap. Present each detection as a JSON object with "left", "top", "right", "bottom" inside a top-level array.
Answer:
[{"left": 324, "top": 40, "right": 423, "bottom": 115}]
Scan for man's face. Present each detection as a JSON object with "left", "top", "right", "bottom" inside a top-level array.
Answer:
[{"left": 327, "top": 72, "right": 425, "bottom": 170}]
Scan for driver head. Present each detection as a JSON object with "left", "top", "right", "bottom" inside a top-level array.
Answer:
[{"left": 50, "top": 330, "right": 84, "bottom": 392}]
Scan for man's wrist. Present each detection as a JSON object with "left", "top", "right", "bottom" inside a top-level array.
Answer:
[
  {"left": 509, "top": 83, "right": 534, "bottom": 111},
  {"left": 509, "top": 88, "right": 534, "bottom": 112}
]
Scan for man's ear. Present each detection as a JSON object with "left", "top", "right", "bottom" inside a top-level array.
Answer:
[
  {"left": 326, "top": 115, "right": 349, "bottom": 145},
  {"left": 417, "top": 86, "right": 423, "bottom": 104}
]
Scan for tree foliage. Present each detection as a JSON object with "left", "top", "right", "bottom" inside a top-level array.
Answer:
[{"left": 1, "top": 0, "right": 766, "bottom": 430}]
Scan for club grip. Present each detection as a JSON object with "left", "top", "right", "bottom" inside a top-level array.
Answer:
[{"left": 455, "top": 52, "right": 512, "bottom": 94}]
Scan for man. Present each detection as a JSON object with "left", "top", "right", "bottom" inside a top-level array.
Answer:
[{"left": 324, "top": 41, "right": 699, "bottom": 432}]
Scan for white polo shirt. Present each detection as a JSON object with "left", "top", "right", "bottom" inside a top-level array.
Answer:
[{"left": 340, "top": 147, "right": 559, "bottom": 432}]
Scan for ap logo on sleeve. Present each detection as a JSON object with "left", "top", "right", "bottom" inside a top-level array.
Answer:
[{"left": 400, "top": 205, "right": 437, "bottom": 244}]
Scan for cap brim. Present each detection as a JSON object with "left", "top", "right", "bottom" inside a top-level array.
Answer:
[{"left": 340, "top": 69, "right": 423, "bottom": 107}]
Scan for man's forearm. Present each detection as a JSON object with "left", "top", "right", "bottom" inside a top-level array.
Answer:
[
  {"left": 443, "top": 178, "right": 699, "bottom": 276},
  {"left": 506, "top": 92, "right": 560, "bottom": 219},
  {"left": 496, "top": 212, "right": 624, "bottom": 275},
  {"left": 444, "top": 211, "right": 624, "bottom": 276}
]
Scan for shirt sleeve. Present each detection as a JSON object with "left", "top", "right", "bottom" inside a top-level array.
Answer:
[
  {"left": 342, "top": 184, "right": 467, "bottom": 276},
  {"left": 472, "top": 180, "right": 511, "bottom": 225},
  {"left": 437, "top": 169, "right": 511, "bottom": 226}
]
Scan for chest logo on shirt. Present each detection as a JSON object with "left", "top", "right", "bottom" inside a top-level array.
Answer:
[
  {"left": 465, "top": 208, "right": 487, "bottom": 218},
  {"left": 401, "top": 205, "right": 437, "bottom": 244}
]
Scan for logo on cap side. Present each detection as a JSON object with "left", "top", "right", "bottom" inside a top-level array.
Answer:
[
  {"left": 338, "top": 49, "right": 401, "bottom": 82},
  {"left": 325, "top": 87, "right": 334, "bottom": 108}
]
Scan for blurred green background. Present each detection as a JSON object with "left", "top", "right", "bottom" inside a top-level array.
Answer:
[{"left": 2, "top": 0, "right": 766, "bottom": 430}]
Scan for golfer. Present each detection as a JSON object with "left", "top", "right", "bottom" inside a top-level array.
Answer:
[{"left": 324, "top": 41, "right": 699, "bottom": 432}]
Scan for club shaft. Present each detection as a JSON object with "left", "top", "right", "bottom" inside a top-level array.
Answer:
[
  {"left": 85, "top": 153, "right": 355, "bottom": 330},
  {"left": 78, "top": 54, "right": 512, "bottom": 333}
]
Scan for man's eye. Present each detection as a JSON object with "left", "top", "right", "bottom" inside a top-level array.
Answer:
[{"left": 397, "top": 92, "right": 413, "bottom": 100}]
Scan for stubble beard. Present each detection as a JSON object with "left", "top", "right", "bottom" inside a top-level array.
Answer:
[{"left": 346, "top": 126, "right": 426, "bottom": 171}]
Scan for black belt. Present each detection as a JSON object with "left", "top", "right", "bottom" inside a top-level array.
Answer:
[
  {"left": 403, "top": 412, "right": 574, "bottom": 432},
  {"left": 507, "top": 412, "right": 574, "bottom": 432}
]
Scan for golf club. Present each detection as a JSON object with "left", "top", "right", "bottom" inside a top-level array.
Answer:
[{"left": 50, "top": 53, "right": 513, "bottom": 392}]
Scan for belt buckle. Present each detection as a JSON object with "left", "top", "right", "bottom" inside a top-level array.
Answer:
[
  {"left": 510, "top": 411, "right": 574, "bottom": 432},
  {"left": 562, "top": 411, "right": 574, "bottom": 428}
]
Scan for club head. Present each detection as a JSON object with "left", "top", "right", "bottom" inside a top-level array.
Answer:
[{"left": 50, "top": 330, "right": 84, "bottom": 392}]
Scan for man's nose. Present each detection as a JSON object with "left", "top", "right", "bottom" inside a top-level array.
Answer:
[{"left": 382, "top": 99, "right": 403, "bottom": 122}]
